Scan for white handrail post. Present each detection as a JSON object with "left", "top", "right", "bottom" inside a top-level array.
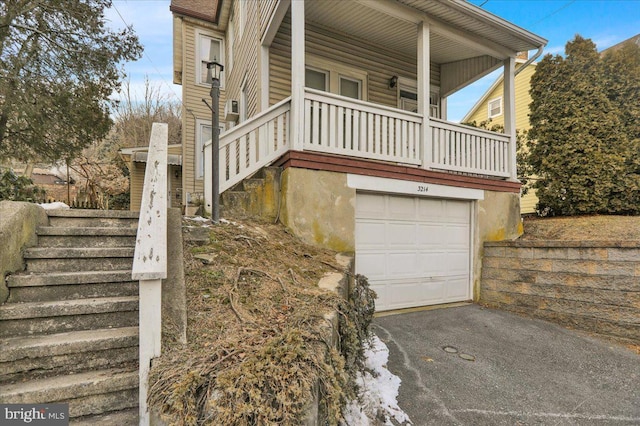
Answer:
[{"left": 132, "top": 123, "right": 168, "bottom": 426}]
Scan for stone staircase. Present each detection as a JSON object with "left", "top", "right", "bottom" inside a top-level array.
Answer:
[
  {"left": 0, "top": 209, "right": 140, "bottom": 425},
  {"left": 221, "top": 166, "right": 282, "bottom": 220}
]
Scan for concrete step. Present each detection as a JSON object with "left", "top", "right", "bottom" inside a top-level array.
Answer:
[
  {"left": 7, "top": 271, "right": 137, "bottom": 302},
  {"left": 221, "top": 191, "right": 250, "bottom": 217},
  {"left": 1, "top": 327, "right": 138, "bottom": 384},
  {"left": 36, "top": 227, "right": 137, "bottom": 248},
  {"left": 24, "top": 248, "right": 134, "bottom": 273},
  {"left": 70, "top": 408, "right": 138, "bottom": 425},
  {"left": 0, "top": 368, "right": 138, "bottom": 418},
  {"left": 0, "top": 296, "right": 139, "bottom": 337},
  {"left": 46, "top": 209, "right": 139, "bottom": 228}
]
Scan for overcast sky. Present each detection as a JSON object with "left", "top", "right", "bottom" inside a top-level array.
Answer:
[{"left": 107, "top": 0, "right": 640, "bottom": 121}]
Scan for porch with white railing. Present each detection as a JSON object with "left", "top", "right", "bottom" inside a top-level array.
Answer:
[{"left": 205, "top": 89, "right": 514, "bottom": 207}]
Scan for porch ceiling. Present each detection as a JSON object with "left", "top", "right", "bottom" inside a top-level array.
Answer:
[{"left": 304, "top": 0, "right": 546, "bottom": 64}]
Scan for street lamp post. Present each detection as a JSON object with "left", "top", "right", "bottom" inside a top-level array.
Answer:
[{"left": 206, "top": 60, "right": 224, "bottom": 223}]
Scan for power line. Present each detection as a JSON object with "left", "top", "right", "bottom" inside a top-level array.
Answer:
[{"left": 530, "top": 1, "right": 577, "bottom": 28}]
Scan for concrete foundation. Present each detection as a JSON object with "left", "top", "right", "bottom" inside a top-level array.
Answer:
[
  {"left": 473, "top": 190, "right": 522, "bottom": 300},
  {"left": 279, "top": 168, "right": 355, "bottom": 253}
]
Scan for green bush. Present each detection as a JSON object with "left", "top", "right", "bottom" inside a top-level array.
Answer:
[
  {"left": 0, "top": 170, "right": 46, "bottom": 202},
  {"left": 528, "top": 35, "right": 640, "bottom": 216}
]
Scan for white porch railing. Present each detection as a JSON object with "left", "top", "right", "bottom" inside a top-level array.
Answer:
[
  {"left": 204, "top": 98, "right": 291, "bottom": 209},
  {"left": 205, "top": 92, "right": 513, "bottom": 211},
  {"left": 303, "top": 89, "right": 422, "bottom": 165},
  {"left": 430, "top": 118, "right": 511, "bottom": 178}
]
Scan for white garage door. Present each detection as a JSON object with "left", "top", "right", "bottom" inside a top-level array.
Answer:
[{"left": 355, "top": 192, "right": 472, "bottom": 311}]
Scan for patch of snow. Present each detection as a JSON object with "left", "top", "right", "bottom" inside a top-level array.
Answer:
[
  {"left": 342, "top": 335, "right": 412, "bottom": 426},
  {"left": 38, "top": 202, "right": 69, "bottom": 210},
  {"left": 185, "top": 216, "right": 210, "bottom": 222}
]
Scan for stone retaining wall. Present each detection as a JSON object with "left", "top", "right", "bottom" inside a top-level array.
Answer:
[{"left": 481, "top": 240, "right": 640, "bottom": 343}]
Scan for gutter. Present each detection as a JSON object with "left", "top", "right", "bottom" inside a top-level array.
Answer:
[{"left": 515, "top": 45, "right": 545, "bottom": 77}]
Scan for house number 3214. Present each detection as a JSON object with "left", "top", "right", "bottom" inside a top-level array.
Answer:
[{"left": 417, "top": 185, "right": 429, "bottom": 193}]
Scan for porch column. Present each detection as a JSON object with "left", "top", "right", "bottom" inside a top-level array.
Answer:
[
  {"left": 418, "top": 21, "right": 431, "bottom": 169},
  {"left": 290, "top": 0, "right": 305, "bottom": 151},
  {"left": 503, "top": 56, "right": 517, "bottom": 180}
]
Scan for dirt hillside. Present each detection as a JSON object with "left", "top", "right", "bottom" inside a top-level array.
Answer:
[{"left": 521, "top": 215, "right": 640, "bottom": 241}]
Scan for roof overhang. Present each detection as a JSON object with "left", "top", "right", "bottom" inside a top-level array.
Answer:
[{"left": 305, "top": 0, "right": 546, "bottom": 64}]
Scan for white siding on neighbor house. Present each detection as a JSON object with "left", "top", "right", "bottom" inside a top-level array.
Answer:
[{"left": 270, "top": 13, "right": 440, "bottom": 109}]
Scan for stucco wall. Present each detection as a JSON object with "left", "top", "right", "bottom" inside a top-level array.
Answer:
[
  {"left": 279, "top": 168, "right": 355, "bottom": 253},
  {"left": 473, "top": 190, "right": 522, "bottom": 300},
  {"left": 0, "top": 201, "right": 48, "bottom": 303}
]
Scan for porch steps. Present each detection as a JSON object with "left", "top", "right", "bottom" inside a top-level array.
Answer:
[
  {"left": 0, "top": 209, "right": 140, "bottom": 423},
  {"left": 221, "top": 166, "right": 282, "bottom": 220}
]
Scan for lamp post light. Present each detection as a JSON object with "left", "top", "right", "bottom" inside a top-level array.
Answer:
[{"left": 206, "top": 59, "right": 224, "bottom": 223}]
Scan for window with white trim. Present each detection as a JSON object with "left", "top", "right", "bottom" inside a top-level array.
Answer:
[
  {"left": 305, "top": 55, "right": 367, "bottom": 100},
  {"left": 227, "top": 18, "right": 234, "bottom": 72},
  {"left": 305, "top": 67, "right": 328, "bottom": 91},
  {"left": 488, "top": 97, "right": 502, "bottom": 119},
  {"left": 397, "top": 77, "right": 440, "bottom": 118},
  {"left": 195, "top": 120, "right": 211, "bottom": 179},
  {"left": 196, "top": 120, "right": 225, "bottom": 179},
  {"left": 196, "top": 31, "right": 224, "bottom": 87},
  {"left": 240, "top": 76, "right": 248, "bottom": 122},
  {"left": 339, "top": 76, "right": 361, "bottom": 100}
]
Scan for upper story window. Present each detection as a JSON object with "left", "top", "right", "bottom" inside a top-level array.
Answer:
[
  {"left": 305, "top": 55, "right": 367, "bottom": 100},
  {"left": 196, "top": 31, "right": 224, "bottom": 87},
  {"left": 397, "top": 77, "right": 440, "bottom": 118},
  {"left": 305, "top": 67, "right": 328, "bottom": 91},
  {"left": 227, "top": 18, "right": 234, "bottom": 72},
  {"left": 488, "top": 97, "right": 502, "bottom": 119}
]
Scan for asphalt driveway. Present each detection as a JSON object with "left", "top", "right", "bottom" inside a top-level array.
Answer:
[{"left": 374, "top": 304, "right": 640, "bottom": 426}]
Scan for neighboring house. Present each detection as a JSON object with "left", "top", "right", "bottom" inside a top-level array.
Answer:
[
  {"left": 462, "top": 55, "right": 539, "bottom": 214},
  {"left": 463, "top": 33, "right": 640, "bottom": 215},
  {"left": 169, "top": 0, "right": 546, "bottom": 312},
  {"left": 120, "top": 145, "right": 184, "bottom": 211}
]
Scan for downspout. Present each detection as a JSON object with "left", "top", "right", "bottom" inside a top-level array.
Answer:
[{"left": 515, "top": 45, "right": 544, "bottom": 76}]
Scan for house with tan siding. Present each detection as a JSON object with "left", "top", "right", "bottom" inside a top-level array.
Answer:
[
  {"left": 170, "top": 0, "right": 546, "bottom": 312},
  {"left": 462, "top": 58, "right": 539, "bottom": 214}
]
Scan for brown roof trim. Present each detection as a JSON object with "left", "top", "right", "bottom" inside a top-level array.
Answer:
[
  {"left": 274, "top": 151, "right": 521, "bottom": 193},
  {"left": 170, "top": 1, "right": 223, "bottom": 25}
]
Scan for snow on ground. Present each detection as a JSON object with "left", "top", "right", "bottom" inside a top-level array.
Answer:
[
  {"left": 342, "top": 335, "right": 412, "bottom": 426},
  {"left": 38, "top": 202, "right": 69, "bottom": 210}
]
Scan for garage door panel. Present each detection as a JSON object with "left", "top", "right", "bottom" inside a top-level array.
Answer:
[
  {"left": 356, "top": 193, "right": 472, "bottom": 311},
  {"left": 355, "top": 221, "right": 387, "bottom": 248},
  {"left": 387, "top": 252, "right": 419, "bottom": 276},
  {"left": 388, "top": 223, "right": 417, "bottom": 247},
  {"left": 447, "top": 225, "right": 471, "bottom": 248},
  {"left": 355, "top": 253, "right": 387, "bottom": 278},
  {"left": 446, "top": 200, "right": 471, "bottom": 220},
  {"left": 356, "top": 193, "right": 387, "bottom": 218},
  {"left": 388, "top": 196, "right": 417, "bottom": 219},
  {"left": 418, "top": 198, "right": 445, "bottom": 218},
  {"left": 418, "top": 252, "right": 447, "bottom": 274},
  {"left": 445, "top": 252, "right": 469, "bottom": 274},
  {"left": 445, "top": 277, "right": 469, "bottom": 299}
]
